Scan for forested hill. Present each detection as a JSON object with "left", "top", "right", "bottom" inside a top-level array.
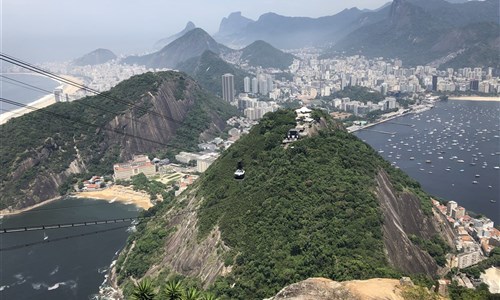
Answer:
[
  {"left": 0, "top": 71, "right": 236, "bottom": 210},
  {"left": 115, "top": 110, "right": 453, "bottom": 299}
]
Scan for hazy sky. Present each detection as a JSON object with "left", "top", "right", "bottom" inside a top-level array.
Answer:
[{"left": 2, "top": 0, "right": 389, "bottom": 62}]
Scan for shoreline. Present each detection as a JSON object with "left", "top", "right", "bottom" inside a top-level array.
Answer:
[
  {"left": 0, "top": 196, "right": 64, "bottom": 217},
  {"left": 72, "top": 185, "right": 153, "bottom": 210},
  {"left": 0, "top": 74, "right": 84, "bottom": 125},
  {"left": 0, "top": 186, "right": 151, "bottom": 217},
  {"left": 448, "top": 96, "right": 500, "bottom": 102}
]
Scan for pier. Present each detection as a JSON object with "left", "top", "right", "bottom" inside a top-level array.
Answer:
[
  {"left": 359, "top": 128, "right": 396, "bottom": 135},
  {"left": 386, "top": 121, "right": 415, "bottom": 127}
]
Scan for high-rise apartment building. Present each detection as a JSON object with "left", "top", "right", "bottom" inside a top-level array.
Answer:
[
  {"left": 243, "top": 77, "right": 250, "bottom": 93},
  {"left": 222, "top": 73, "right": 235, "bottom": 102}
]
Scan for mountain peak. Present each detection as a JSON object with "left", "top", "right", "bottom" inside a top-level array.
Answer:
[
  {"left": 154, "top": 21, "right": 198, "bottom": 49},
  {"left": 217, "top": 11, "right": 254, "bottom": 37},
  {"left": 185, "top": 21, "right": 196, "bottom": 29},
  {"left": 72, "top": 48, "right": 116, "bottom": 66},
  {"left": 126, "top": 28, "right": 222, "bottom": 69}
]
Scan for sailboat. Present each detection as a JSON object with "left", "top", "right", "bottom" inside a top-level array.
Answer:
[{"left": 43, "top": 232, "right": 48, "bottom": 241}]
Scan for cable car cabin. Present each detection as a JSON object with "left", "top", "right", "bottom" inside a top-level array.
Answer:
[
  {"left": 287, "top": 129, "right": 299, "bottom": 140},
  {"left": 234, "top": 161, "right": 245, "bottom": 180}
]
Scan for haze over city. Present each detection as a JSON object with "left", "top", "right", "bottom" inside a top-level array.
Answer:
[{"left": 2, "top": 0, "right": 388, "bottom": 62}]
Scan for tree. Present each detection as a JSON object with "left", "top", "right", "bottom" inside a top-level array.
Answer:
[
  {"left": 201, "top": 293, "right": 219, "bottom": 300},
  {"left": 163, "top": 281, "right": 183, "bottom": 300},
  {"left": 131, "top": 279, "right": 155, "bottom": 300},
  {"left": 183, "top": 287, "right": 202, "bottom": 300}
]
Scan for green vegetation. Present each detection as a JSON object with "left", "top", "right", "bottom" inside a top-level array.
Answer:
[
  {"left": 116, "top": 193, "right": 175, "bottom": 281},
  {"left": 461, "top": 247, "right": 500, "bottom": 279},
  {"left": 192, "top": 110, "right": 436, "bottom": 298},
  {"left": 408, "top": 234, "right": 451, "bottom": 266},
  {"left": 121, "top": 173, "right": 171, "bottom": 201},
  {"left": 131, "top": 279, "right": 156, "bottom": 300},
  {"left": 240, "top": 40, "right": 295, "bottom": 70},
  {"left": 131, "top": 279, "right": 220, "bottom": 300},
  {"left": 177, "top": 50, "right": 250, "bottom": 97},
  {"left": 448, "top": 282, "right": 498, "bottom": 300},
  {"left": 325, "top": 86, "right": 384, "bottom": 103},
  {"left": 160, "top": 89, "right": 238, "bottom": 159},
  {"left": 0, "top": 71, "right": 167, "bottom": 208},
  {"left": 118, "top": 110, "right": 443, "bottom": 299},
  {"left": 0, "top": 71, "right": 235, "bottom": 209}
]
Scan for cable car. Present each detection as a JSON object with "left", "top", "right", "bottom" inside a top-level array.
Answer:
[{"left": 234, "top": 161, "right": 245, "bottom": 180}]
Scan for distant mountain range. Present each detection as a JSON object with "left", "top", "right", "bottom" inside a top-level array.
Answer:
[
  {"left": 214, "top": 8, "right": 368, "bottom": 49},
  {"left": 211, "top": 0, "right": 498, "bottom": 68},
  {"left": 123, "top": 28, "right": 230, "bottom": 69},
  {"left": 72, "top": 48, "right": 116, "bottom": 66},
  {"left": 154, "top": 21, "right": 196, "bottom": 49},
  {"left": 124, "top": 28, "right": 296, "bottom": 71},
  {"left": 124, "top": 0, "right": 498, "bottom": 71},
  {"left": 328, "top": 0, "right": 500, "bottom": 67}
]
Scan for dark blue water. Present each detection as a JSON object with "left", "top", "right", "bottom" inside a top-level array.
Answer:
[
  {"left": 0, "top": 73, "right": 60, "bottom": 113},
  {"left": 0, "top": 197, "right": 140, "bottom": 299},
  {"left": 356, "top": 100, "right": 500, "bottom": 224}
]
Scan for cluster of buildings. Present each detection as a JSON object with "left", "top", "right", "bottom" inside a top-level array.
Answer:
[
  {"left": 432, "top": 199, "right": 499, "bottom": 269},
  {"left": 282, "top": 53, "right": 499, "bottom": 99},
  {"left": 431, "top": 67, "right": 498, "bottom": 93},
  {"left": 113, "top": 155, "right": 156, "bottom": 180},
  {"left": 80, "top": 175, "right": 106, "bottom": 191},
  {"left": 237, "top": 93, "right": 280, "bottom": 120},
  {"left": 243, "top": 74, "right": 275, "bottom": 96},
  {"left": 330, "top": 96, "right": 398, "bottom": 117},
  {"left": 175, "top": 151, "right": 220, "bottom": 173},
  {"left": 40, "top": 60, "right": 165, "bottom": 99}
]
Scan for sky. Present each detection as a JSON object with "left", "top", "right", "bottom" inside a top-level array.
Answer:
[{"left": 1, "top": 0, "right": 389, "bottom": 62}]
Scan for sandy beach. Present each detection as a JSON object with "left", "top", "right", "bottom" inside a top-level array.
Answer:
[
  {"left": 0, "top": 74, "right": 83, "bottom": 125},
  {"left": 0, "top": 185, "right": 151, "bottom": 217},
  {"left": 73, "top": 185, "right": 153, "bottom": 210},
  {"left": 448, "top": 96, "right": 500, "bottom": 102},
  {"left": 480, "top": 267, "right": 500, "bottom": 294}
]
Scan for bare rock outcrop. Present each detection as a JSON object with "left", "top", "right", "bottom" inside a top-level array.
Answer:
[
  {"left": 375, "top": 169, "right": 452, "bottom": 275},
  {"left": 144, "top": 189, "right": 230, "bottom": 288},
  {"left": 268, "top": 277, "right": 407, "bottom": 300}
]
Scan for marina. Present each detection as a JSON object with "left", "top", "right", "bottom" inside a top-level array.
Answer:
[{"left": 356, "top": 100, "right": 500, "bottom": 223}]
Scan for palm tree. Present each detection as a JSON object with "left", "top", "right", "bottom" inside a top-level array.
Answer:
[
  {"left": 201, "top": 292, "right": 219, "bottom": 300},
  {"left": 131, "top": 279, "right": 155, "bottom": 300},
  {"left": 163, "top": 280, "right": 183, "bottom": 300},
  {"left": 183, "top": 287, "right": 201, "bottom": 300}
]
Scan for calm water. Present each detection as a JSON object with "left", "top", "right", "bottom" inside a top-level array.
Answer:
[
  {"left": 0, "top": 73, "right": 60, "bottom": 113},
  {"left": 0, "top": 197, "right": 140, "bottom": 299},
  {"left": 356, "top": 100, "right": 500, "bottom": 224}
]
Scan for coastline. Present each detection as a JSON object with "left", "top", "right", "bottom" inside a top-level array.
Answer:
[
  {"left": 0, "top": 186, "right": 151, "bottom": 217},
  {"left": 0, "top": 74, "right": 84, "bottom": 125},
  {"left": 0, "top": 196, "right": 64, "bottom": 217},
  {"left": 448, "top": 96, "right": 500, "bottom": 102},
  {"left": 72, "top": 185, "right": 153, "bottom": 210}
]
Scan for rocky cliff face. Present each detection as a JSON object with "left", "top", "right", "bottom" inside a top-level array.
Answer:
[
  {"left": 375, "top": 170, "right": 449, "bottom": 275},
  {"left": 0, "top": 72, "right": 235, "bottom": 210},
  {"left": 135, "top": 188, "right": 230, "bottom": 288}
]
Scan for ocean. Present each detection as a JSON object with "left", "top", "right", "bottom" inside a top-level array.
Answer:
[
  {"left": 0, "top": 198, "right": 140, "bottom": 300},
  {"left": 0, "top": 73, "right": 60, "bottom": 114},
  {"left": 355, "top": 100, "right": 500, "bottom": 224}
]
